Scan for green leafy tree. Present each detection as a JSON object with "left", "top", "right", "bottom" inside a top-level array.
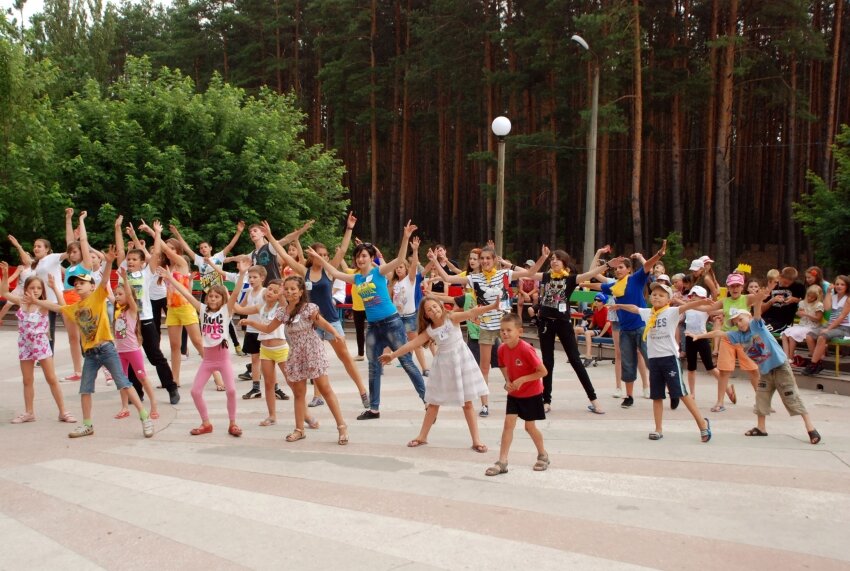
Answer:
[{"left": 794, "top": 125, "right": 850, "bottom": 272}]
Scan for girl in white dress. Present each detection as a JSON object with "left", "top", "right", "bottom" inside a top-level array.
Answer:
[{"left": 380, "top": 296, "right": 499, "bottom": 452}]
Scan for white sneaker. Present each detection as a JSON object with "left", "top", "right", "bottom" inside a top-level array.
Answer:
[
  {"left": 142, "top": 418, "right": 154, "bottom": 438},
  {"left": 612, "top": 388, "right": 623, "bottom": 398},
  {"left": 642, "top": 388, "right": 651, "bottom": 399}
]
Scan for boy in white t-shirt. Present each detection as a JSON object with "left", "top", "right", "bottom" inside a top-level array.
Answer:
[{"left": 613, "top": 282, "right": 714, "bottom": 442}]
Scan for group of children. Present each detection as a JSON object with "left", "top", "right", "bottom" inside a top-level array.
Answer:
[{"left": 2, "top": 211, "right": 837, "bottom": 478}]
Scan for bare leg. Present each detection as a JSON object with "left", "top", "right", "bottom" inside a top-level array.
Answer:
[
  {"left": 62, "top": 315, "right": 83, "bottom": 374},
  {"left": 479, "top": 342, "right": 492, "bottom": 407},
  {"left": 638, "top": 352, "right": 649, "bottom": 391},
  {"left": 612, "top": 329, "right": 623, "bottom": 392},
  {"left": 328, "top": 336, "right": 367, "bottom": 395},
  {"left": 461, "top": 401, "right": 485, "bottom": 448},
  {"left": 680, "top": 394, "right": 708, "bottom": 432},
  {"left": 652, "top": 399, "right": 664, "bottom": 433},
  {"left": 313, "top": 375, "right": 345, "bottom": 427},
  {"left": 167, "top": 326, "right": 183, "bottom": 385},
  {"left": 38, "top": 358, "right": 68, "bottom": 415},
  {"left": 261, "top": 360, "right": 277, "bottom": 420},
  {"left": 496, "top": 414, "right": 518, "bottom": 464},
  {"left": 411, "top": 404, "right": 440, "bottom": 443},
  {"left": 524, "top": 420, "right": 547, "bottom": 457},
  {"left": 19, "top": 360, "right": 36, "bottom": 414},
  {"left": 288, "top": 380, "right": 308, "bottom": 431}
]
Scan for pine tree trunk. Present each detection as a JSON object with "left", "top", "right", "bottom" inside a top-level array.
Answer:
[
  {"left": 451, "top": 103, "right": 462, "bottom": 252},
  {"left": 399, "top": 0, "right": 411, "bottom": 234},
  {"left": 701, "top": 0, "right": 720, "bottom": 253},
  {"left": 630, "top": 0, "right": 644, "bottom": 253},
  {"left": 822, "top": 0, "right": 843, "bottom": 186},
  {"left": 274, "top": 0, "right": 283, "bottom": 94},
  {"left": 714, "top": 0, "right": 738, "bottom": 275},
  {"left": 369, "top": 0, "right": 378, "bottom": 242},
  {"left": 785, "top": 54, "right": 798, "bottom": 265}
]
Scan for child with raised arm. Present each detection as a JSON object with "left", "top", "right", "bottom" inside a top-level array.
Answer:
[
  {"left": 380, "top": 296, "right": 499, "bottom": 452},
  {"left": 157, "top": 264, "right": 245, "bottom": 437},
  {"left": 484, "top": 313, "right": 549, "bottom": 476},
  {"left": 111, "top": 267, "right": 159, "bottom": 421},
  {"left": 689, "top": 288, "right": 822, "bottom": 444},
  {"left": 1, "top": 264, "right": 76, "bottom": 424},
  {"left": 242, "top": 276, "right": 349, "bottom": 445},
  {"left": 613, "top": 282, "right": 713, "bottom": 442},
  {"left": 170, "top": 220, "right": 245, "bottom": 354},
  {"left": 27, "top": 246, "right": 153, "bottom": 439},
  {"left": 260, "top": 216, "right": 369, "bottom": 408},
  {"left": 431, "top": 244, "right": 550, "bottom": 418},
  {"left": 681, "top": 285, "right": 723, "bottom": 399}
]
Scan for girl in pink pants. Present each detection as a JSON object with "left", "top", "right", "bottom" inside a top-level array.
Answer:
[{"left": 158, "top": 264, "right": 246, "bottom": 437}]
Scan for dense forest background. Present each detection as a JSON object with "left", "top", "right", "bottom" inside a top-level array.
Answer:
[{"left": 2, "top": 0, "right": 849, "bottom": 273}]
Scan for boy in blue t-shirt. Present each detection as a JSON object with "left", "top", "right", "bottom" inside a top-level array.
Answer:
[{"left": 689, "top": 288, "right": 821, "bottom": 445}]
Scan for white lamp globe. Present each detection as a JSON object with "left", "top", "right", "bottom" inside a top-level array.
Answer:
[
  {"left": 491, "top": 116, "right": 512, "bottom": 137},
  {"left": 571, "top": 34, "right": 590, "bottom": 51}
]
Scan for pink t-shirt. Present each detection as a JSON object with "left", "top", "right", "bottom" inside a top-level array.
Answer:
[
  {"left": 113, "top": 306, "right": 140, "bottom": 353},
  {"left": 498, "top": 340, "right": 544, "bottom": 398}
]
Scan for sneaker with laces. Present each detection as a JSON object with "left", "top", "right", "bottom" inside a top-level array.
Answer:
[
  {"left": 479, "top": 405, "right": 489, "bottom": 417},
  {"left": 63, "top": 373, "right": 82, "bottom": 382},
  {"left": 581, "top": 357, "right": 593, "bottom": 368},
  {"left": 274, "top": 387, "right": 290, "bottom": 400},
  {"left": 357, "top": 410, "right": 381, "bottom": 420},
  {"left": 360, "top": 392, "right": 370, "bottom": 409},
  {"left": 621, "top": 396, "right": 635, "bottom": 409},
  {"left": 142, "top": 418, "right": 154, "bottom": 438},
  {"left": 242, "top": 387, "right": 262, "bottom": 399},
  {"left": 69, "top": 424, "right": 94, "bottom": 438},
  {"left": 308, "top": 396, "right": 325, "bottom": 407},
  {"left": 354, "top": 355, "right": 365, "bottom": 362},
  {"left": 238, "top": 371, "right": 253, "bottom": 381}
]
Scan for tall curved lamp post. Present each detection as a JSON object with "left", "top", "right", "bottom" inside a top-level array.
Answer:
[
  {"left": 572, "top": 34, "right": 599, "bottom": 269},
  {"left": 491, "top": 116, "right": 512, "bottom": 256}
]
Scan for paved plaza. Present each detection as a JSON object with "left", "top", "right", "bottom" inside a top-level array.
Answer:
[{"left": 1, "top": 326, "right": 849, "bottom": 570}]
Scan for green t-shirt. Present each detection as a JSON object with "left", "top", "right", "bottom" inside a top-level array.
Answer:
[{"left": 722, "top": 295, "right": 750, "bottom": 331}]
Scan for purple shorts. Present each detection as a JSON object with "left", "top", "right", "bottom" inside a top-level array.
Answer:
[{"left": 119, "top": 349, "right": 147, "bottom": 379}]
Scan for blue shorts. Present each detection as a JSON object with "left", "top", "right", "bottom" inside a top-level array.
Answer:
[
  {"left": 80, "top": 342, "right": 132, "bottom": 394},
  {"left": 401, "top": 313, "right": 418, "bottom": 334},
  {"left": 648, "top": 355, "right": 688, "bottom": 400},
  {"left": 315, "top": 319, "right": 344, "bottom": 342}
]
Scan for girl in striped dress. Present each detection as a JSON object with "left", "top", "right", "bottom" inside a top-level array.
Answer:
[{"left": 380, "top": 296, "right": 499, "bottom": 452}]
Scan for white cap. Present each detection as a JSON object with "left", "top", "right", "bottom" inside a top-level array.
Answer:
[
  {"left": 689, "top": 259, "right": 705, "bottom": 271},
  {"left": 689, "top": 285, "right": 708, "bottom": 298},
  {"left": 525, "top": 259, "right": 535, "bottom": 267},
  {"left": 727, "top": 307, "right": 751, "bottom": 327},
  {"left": 656, "top": 274, "right": 671, "bottom": 283},
  {"left": 649, "top": 282, "right": 673, "bottom": 297},
  {"left": 699, "top": 255, "right": 715, "bottom": 264}
]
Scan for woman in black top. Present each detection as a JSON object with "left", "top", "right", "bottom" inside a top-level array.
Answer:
[{"left": 533, "top": 248, "right": 624, "bottom": 413}]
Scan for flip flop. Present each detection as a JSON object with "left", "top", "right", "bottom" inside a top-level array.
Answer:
[
  {"left": 407, "top": 439, "right": 428, "bottom": 447},
  {"left": 587, "top": 405, "right": 606, "bottom": 415},
  {"left": 745, "top": 427, "right": 768, "bottom": 437},
  {"left": 728, "top": 384, "right": 737, "bottom": 404},
  {"left": 114, "top": 410, "right": 130, "bottom": 420},
  {"left": 710, "top": 405, "right": 726, "bottom": 413},
  {"left": 700, "top": 417, "right": 712, "bottom": 443}
]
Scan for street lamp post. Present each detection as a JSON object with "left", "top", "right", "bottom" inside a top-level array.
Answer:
[
  {"left": 572, "top": 34, "right": 599, "bottom": 270},
  {"left": 491, "top": 116, "right": 512, "bottom": 257}
]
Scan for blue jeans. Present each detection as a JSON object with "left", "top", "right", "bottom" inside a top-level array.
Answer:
[
  {"left": 618, "top": 327, "right": 648, "bottom": 382},
  {"left": 80, "top": 342, "right": 132, "bottom": 394},
  {"left": 366, "top": 314, "right": 426, "bottom": 410}
]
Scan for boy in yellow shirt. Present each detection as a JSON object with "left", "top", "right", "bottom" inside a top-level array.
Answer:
[{"left": 30, "top": 246, "right": 153, "bottom": 439}]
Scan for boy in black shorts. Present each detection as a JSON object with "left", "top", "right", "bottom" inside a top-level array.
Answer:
[{"left": 485, "top": 314, "right": 549, "bottom": 476}]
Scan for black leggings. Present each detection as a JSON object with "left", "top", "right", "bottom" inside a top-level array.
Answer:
[
  {"left": 353, "top": 309, "right": 366, "bottom": 356},
  {"left": 48, "top": 310, "right": 57, "bottom": 352},
  {"left": 538, "top": 315, "right": 598, "bottom": 404}
]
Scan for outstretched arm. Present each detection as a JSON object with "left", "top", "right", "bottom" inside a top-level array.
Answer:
[
  {"left": 610, "top": 303, "right": 640, "bottom": 315},
  {"left": 641, "top": 240, "right": 667, "bottom": 274},
  {"left": 510, "top": 245, "right": 552, "bottom": 279},
  {"left": 168, "top": 224, "right": 198, "bottom": 260},
  {"left": 77, "top": 211, "right": 94, "bottom": 271},
  {"left": 577, "top": 255, "right": 626, "bottom": 283},
  {"left": 380, "top": 220, "right": 418, "bottom": 277},
  {"left": 64, "top": 208, "right": 75, "bottom": 246},
  {"left": 379, "top": 331, "right": 431, "bottom": 364},
  {"left": 448, "top": 298, "right": 500, "bottom": 324},
  {"left": 221, "top": 220, "right": 245, "bottom": 256},
  {"left": 407, "top": 237, "right": 421, "bottom": 284},
  {"left": 7, "top": 235, "right": 33, "bottom": 267},
  {"left": 262, "top": 221, "right": 307, "bottom": 276},
  {"left": 117, "top": 267, "right": 138, "bottom": 314},
  {"left": 114, "top": 215, "right": 126, "bottom": 266},
  {"left": 426, "top": 249, "right": 468, "bottom": 285},
  {"left": 0, "top": 262, "right": 23, "bottom": 305},
  {"left": 305, "top": 246, "right": 355, "bottom": 283},
  {"left": 277, "top": 220, "right": 315, "bottom": 247}
]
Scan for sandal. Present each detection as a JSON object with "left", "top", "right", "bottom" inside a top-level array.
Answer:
[
  {"left": 533, "top": 454, "right": 550, "bottom": 471},
  {"left": 407, "top": 438, "right": 428, "bottom": 447},
  {"left": 808, "top": 429, "right": 821, "bottom": 445},
  {"left": 11, "top": 412, "right": 35, "bottom": 424},
  {"left": 485, "top": 461, "right": 508, "bottom": 476},
  {"left": 190, "top": 424, "right": 213, "bottom": 435},
  {"left": 587, "top": 405, "right": 605, "bottom": 415},
  {"left": 306, "top": 417, "right": 320, "bottom": 430},
  {"left": 745, "top": 427, "right": 768, "bottom": 437},
  {"left": 149, "top": 411, "right": 160, "bottom": 420},
  {"left": 57, "top": 411, "right": 77, "bottom": 423},
  {"left": 648, "top": 431, "right": 663, "bottom": 440},
  {"left": 259, "top": 417, "right": 277, "bottom": 427},
  {"left": 710, "top": 405, "right": 726, "bottom": 413},
  {"left": 216, "top": 384, "right": 226, "bottom": 392},
  {"left": 337, "top": 424, "right": 349, "bottom": 446},
  {"left": 285, "top": 428, "right": 306, "bottom": 442},
  {"left": 228, "top": 424, "right": 243, "bottom": 437},
  {"left": 728, "top": 384, "right": 737, "bottom": 405},
  {"left": 471, "top": 443, "right": 488, "bottom": 453},
  {"left": 700, "top": 418, "right": 712, "bottom": 443},
  {"left": 114, "top": 410, "right": 130, "bottom": 420}
]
